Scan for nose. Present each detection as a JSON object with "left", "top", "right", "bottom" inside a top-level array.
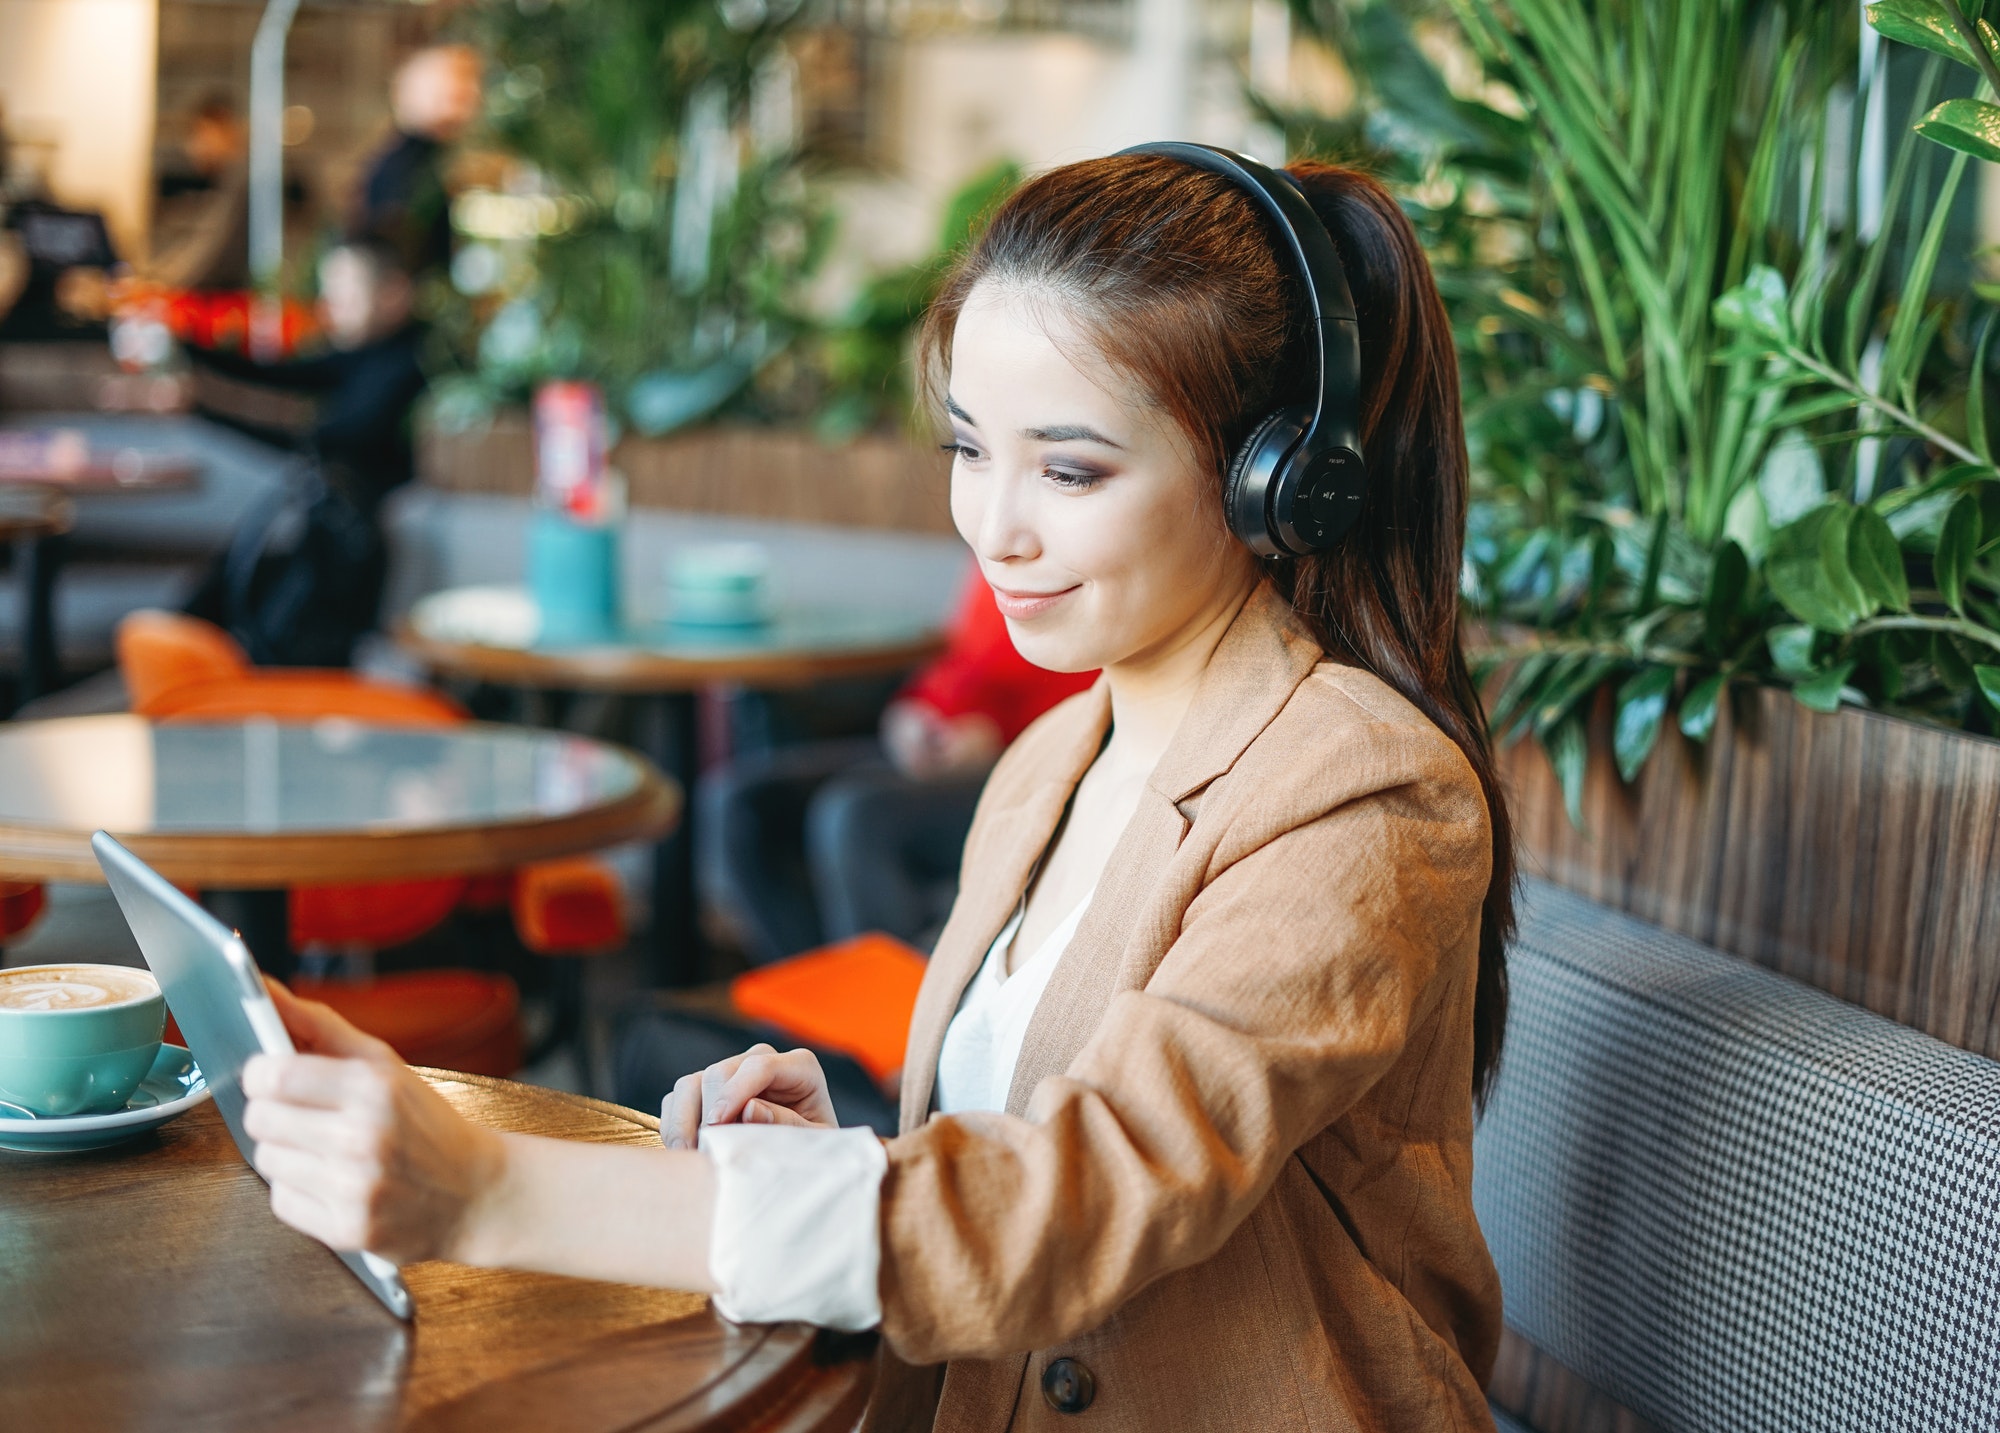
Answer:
[{"left": 959, "top": 463, "right": 1041, "bottom": 567}]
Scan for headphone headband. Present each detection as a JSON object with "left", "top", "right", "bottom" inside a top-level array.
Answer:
[{"left": 1114, "top": 142, "right": 1362, "bottom": 459}]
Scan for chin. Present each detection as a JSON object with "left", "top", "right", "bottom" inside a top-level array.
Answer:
[{"left": 1003, "top": 619, "right": 1109, "bottom": 675}]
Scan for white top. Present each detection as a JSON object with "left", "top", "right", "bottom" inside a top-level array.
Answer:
[
  {"left": 934, "top": 889, "right": 1094, "bottom": 1116},
  {"left": 702, "top": 890, "right": 1094, "bottom": 1329}
]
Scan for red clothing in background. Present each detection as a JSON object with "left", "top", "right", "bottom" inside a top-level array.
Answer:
[{"left": 898, "top": 566, "right": 1096, "bottom": 743}]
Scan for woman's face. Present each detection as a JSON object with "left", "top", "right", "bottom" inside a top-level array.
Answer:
[{"left": 946, "top": 282, "right": 1258, "bottom": 675}]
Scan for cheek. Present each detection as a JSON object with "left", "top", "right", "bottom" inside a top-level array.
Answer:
[{"left": 1039, "top": 487, "right": 1236, "bottom": 665}]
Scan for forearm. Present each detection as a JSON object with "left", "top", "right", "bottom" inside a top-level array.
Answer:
[{"left": 456, "top": 1132, "right": 718, "bottom": 1292}]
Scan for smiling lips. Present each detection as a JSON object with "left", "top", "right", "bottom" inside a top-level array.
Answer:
[{"left": 990, "top": 584, "right": 1079, "bottom": 620}]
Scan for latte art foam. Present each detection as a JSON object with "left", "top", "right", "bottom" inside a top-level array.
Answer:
[{"left": 0, "top": 966, "right": 156, "bottom": 1012}]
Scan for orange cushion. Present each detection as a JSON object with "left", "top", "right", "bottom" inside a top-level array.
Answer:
[
  {"left": 292, "top": 970, "right": 522, "bottom": 1077},
  {"left": 511, "top": 858, "right": 626, "bottom": 955},
  {"left": 291, "top": 878, "right": 467, "bottom": 950},
  {"left": 117, "top": 611, "right": 249, "bottom": 714},
  {"left": 729, "top": 933, "right": 928, "bottom": 1085},
  {"left": 0, "top": 881, "right": 47, "bottom": 943},
  {"left": 149, "top": 673, "right": 464, "bottom": 725}
]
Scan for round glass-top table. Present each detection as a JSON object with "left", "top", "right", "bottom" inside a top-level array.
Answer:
[
  {"left": 396, "top": 584, "right": 945, "bottom": 693},
  {"left": 0, "top": 714, "right": 678, "bottom": 888},
  {"left": 0, "top": 486, "right": 72, "bottom": 543},
  {"left": 0, "top": 430, "right": 203, "bottom": 711},
  {"left": 397, "top": 585, "right": 947, "bottom": 986}
]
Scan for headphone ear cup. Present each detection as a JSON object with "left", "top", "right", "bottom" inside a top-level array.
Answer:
[{"left": 1224, "top": 410, "right": 1295, "bottom": 553}]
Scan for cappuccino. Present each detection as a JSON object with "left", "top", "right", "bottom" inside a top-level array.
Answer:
[{"left": 0, "top": 965, "right": 157, "bottom": 1012}]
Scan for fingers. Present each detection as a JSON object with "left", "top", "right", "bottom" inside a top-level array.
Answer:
[
  {"left": 268, "top": 1173, "right": 360, "bottom": 1250},
  {"left": 264, "top": 979, "right": 398, "bottom": 1063},
  {"left": 243, "top": 1090, "right": 380, "bottom": 1158},
  {"left": 243, "top": 1052, "right": 392, "bottom": 1113},
  {"left": 661, "top": 1070, "right": 704, "bottom": 1150},
  {"left": 741, "top": 1097, "right": 814, "bottom": 1126},
  {"left": 659, "top": 1044, "right": 838, "bottom": 1148},
  {"left": 701, "top": 1046, "right": 772, "bottom": 1128}
]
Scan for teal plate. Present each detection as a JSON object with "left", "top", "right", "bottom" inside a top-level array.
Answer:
[{"left": 0, "top": 1044, "right": 209, "bottom": 1152}]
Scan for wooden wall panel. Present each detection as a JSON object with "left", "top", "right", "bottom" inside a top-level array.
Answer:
[
  {"left": 1496, "top": 684, "right": 2000, "bottom": 1059},
  {"left": 418, "top": 415, "right": 958, "bottom": 536}
]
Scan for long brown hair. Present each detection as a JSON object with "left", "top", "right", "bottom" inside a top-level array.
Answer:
[{"left": 916, "top": 153, "right": 1516, "bottom": 1104}]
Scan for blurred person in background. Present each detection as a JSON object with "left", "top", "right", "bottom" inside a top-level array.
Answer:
[
  {"left": 353, "top": 44, "right": 482, "bottom": 281},
  {"left": 145, "top": 94, "right": 251, "bottom": 293},
  {"left": 703, "top": 570, "right": 1096, "bottom": 965},
  {"left": 195, "top": 238, "right": 426, "bottom": 516},
  {"left": 187, "top": 238, "right": 428, "bottom": 664}
]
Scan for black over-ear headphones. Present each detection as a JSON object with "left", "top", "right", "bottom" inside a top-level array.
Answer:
[{"left": 1116, "top": 142, "right": 1368, "bottom": 556}]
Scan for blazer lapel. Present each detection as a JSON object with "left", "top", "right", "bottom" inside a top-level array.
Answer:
[
  {"left": 1003, "top": 582, "right": 1326, "bottom": 1114},
  {"left": 899, "top": 683, "right": 1112, "bottom": 1133}
]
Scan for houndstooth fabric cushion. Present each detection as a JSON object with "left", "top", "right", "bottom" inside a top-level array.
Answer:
[{"left": 1473, "top": 878, "right": 2000, "bottom": 1433}]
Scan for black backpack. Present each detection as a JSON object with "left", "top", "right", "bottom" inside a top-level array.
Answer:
[{"left": 212, "top": 460, "right": 387, "bottom": 668}]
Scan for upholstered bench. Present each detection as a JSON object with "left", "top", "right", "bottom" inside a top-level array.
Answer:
[{"left": 1475, "top": 878, "right": 2000, "bottom": 1432}]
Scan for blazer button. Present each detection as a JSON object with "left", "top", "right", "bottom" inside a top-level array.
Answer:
[{"left": 1041, "top": 1357, "right": 1095, "bottom": 1414}]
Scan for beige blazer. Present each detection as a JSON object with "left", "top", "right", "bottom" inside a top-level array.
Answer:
[{"left": 863, "top": 582, "right": 1502, "bottom": 1433}]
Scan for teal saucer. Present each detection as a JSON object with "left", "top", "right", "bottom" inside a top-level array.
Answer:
[{"left": 0, "top": 1044, "right": 208, "bottom": 1152}]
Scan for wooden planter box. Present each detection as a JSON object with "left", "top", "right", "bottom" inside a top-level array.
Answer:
[
  {"left": 418, "top": 412, "right": 958, "bottom": 536},
  {"left": 1489, "top": 685, "right": 2000, "bottom": 1433},
  {"left": 1496, "top": 683, "right": 2000, "bottom": 1061}
]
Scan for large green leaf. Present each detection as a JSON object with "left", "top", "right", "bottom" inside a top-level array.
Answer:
[
  {"left": 1867, "top": 1, "right": 2000, "bottom": 72},
  {"left": 1712, "top": 266, "right": 1792, "bottom": 344},
  {"left": 1757, "top": 430, "right": 1827, "bottom": 528},
  {"left": 1703, "top": 540, "right": 1750, "bottom": 650},
  {"left": 1544, "top": 714, "right": 1589, "bottom": 831},
  {"left": 1724, "top": 484, "right": 1771, "bottom": 566},
  {"left": 1793, "top": 660, "right": 1858, "bottom": 714},
  {"left": 1847, "top": 507, "right": 1912, "bottom": 613},
  {"left": 1767, "top": 504, "right": 1871, "bottom": 633},
  {"left": 1916, "top": 98, "right": 2000, "bottom": 164},
  {"left": 1768, "top": 623, "right": 1819, "bottom": 678},
  {"left": 1679, "top": 672, "right": 1726, "bottom": 742},
  {"left": 1937, "top": 492, "right": 1984, "bottom": 615},
  {"left": 1976, "top": 663, "right": 2000, "bottom": 712},
  {"left": 1487, "top": 651, "right": 1556, "bottom": 744},
  {"left": 1613, "top": 665, "right": 1676, "bottom": 783}
]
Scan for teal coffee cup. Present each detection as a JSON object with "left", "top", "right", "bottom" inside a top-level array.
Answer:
[{"left": 0, "top": 964, "right": 166, "bottom": 1118}]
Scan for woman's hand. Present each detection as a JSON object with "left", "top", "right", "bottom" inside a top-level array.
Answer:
[
  {"left": 660, "top": 1043, "right": 838, "bottom": 1150},
  {"left": 241, "top": 979, "right": 507, "bottom": 1264},
  {"left": 881, "top": 700, "right": 1002, "bottom": 780}
]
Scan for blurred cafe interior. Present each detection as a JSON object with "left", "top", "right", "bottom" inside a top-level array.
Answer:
[{"left": 1, "top": 0, "right": 1997, "bottom": 1429}]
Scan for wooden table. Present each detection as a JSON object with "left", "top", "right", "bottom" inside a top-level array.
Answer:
[
  {"left": 0, "top": 431, "right": 202, "bottom": 710},
  {"left": 0, "top": 1070, "right": 872, "bottom": 1431},
  {"left": 399, "top": 590, "right": 946, "bottom": 986},
  {"left": 0, "top": 714, "right": 678, "bottom": 977}
]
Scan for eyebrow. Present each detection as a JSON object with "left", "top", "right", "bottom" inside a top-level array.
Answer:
[{"left": 945, "top": 397, "right": 1125, "bottom": 449}]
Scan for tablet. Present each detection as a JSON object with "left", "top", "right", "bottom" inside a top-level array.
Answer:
[{"left": 92, "top": 831, "right": 413, "bottom": 1321}]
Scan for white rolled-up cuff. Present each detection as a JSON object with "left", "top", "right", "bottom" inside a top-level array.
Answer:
[{"left": 702, "top": 1123, "right": 887, "bottom": 1330}]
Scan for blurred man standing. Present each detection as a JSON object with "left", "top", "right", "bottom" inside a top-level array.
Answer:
[
  {"left": 353, "top": 45, "right": 482, "bottom": 281},
  {"left": 188, "top": 239, "right": 427, "bottom": 664},
  {"left": 146, "top": 95, "right": 252, "bottom": 292}
]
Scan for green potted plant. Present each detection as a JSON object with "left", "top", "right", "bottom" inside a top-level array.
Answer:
[
  {"left": 1268, "top": 6, "right": 2000, "bottom": 1415},
  {"left": 1272, "top": 0, "right": 1999, "bottom": 786}
]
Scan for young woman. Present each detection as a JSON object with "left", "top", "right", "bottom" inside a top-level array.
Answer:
[{"left": 242, "top": 150, "right": 1517, "bottom": 1431}]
